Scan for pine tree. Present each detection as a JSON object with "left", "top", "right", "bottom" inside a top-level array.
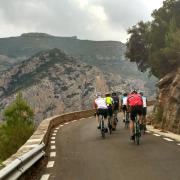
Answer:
[{"left": 0, "top": 93, "right": 35, "bottom": 161}]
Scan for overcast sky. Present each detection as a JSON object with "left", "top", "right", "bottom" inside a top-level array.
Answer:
[{"left": 0, "top": 0, "right": 164, "bottom": 42}]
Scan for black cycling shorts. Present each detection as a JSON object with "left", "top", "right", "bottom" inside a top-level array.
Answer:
[
  {"left": 122, "top": 105, "right": 127, "bottom": 112},
  {"left": 130, "top": 106, "right": 143, "bottom": 121},
  {"left": 96, "top": 109, "right": 108, "bottom": 119},
  {"left": 142, "top": 107, "right": 147, "bottom": 116}
]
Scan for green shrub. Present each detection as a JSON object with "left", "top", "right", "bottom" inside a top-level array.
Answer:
[{"left": 0, "top": 93, "right": 35, "bottom": 161}]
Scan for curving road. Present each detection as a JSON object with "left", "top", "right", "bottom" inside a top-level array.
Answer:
[{"left": 40, "top": 116, "right": 180, "bottom": 180}]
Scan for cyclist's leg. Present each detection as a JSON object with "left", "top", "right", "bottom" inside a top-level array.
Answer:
[
  {"left": 130, "top": 107, "right": 136, "bottom": 139},
  {"left": 96, "top": 109, "right": 101, "bottom": 129}
]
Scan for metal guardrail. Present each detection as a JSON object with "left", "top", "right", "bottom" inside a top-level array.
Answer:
[{"left": 0, "top": 143, "right": 45, "bottom": 180}]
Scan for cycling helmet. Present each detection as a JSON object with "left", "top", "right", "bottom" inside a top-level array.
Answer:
[
  {"left": 123, "top": 92, "right": 128, "bottom": 96},
  {"left": 105, "top": 92, "right": 111, "bottom": 97},
  {"left": 139, "top": 90, "right": 144, "bottom": 96},
  {"left": 131, "top": 89, "right": 137, "bottom": 93},
  {"left": 96, "top": 92, "right": 101, "bottom": 97},
  {"left": 112, "top": 92, "right": 116, "bottom": 96}
]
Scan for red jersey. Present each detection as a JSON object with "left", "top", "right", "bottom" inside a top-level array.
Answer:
[{"left": 127, "top": 93, "right": 143, "bottom": 106}]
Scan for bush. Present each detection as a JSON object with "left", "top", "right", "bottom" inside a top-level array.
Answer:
[{"left": 0, "top": 93, "right": 35, "bottom": 161}]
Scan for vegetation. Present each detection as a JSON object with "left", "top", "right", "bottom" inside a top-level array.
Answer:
[
  {"left": 126, "top": 0, "right": 180, "bottom": 78},
  {"left": 0, "top": 93, "right": 35, "bottom": 161}
]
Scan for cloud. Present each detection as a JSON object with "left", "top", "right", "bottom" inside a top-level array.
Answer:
[{"left": 0, "top": 0, "right": 164, "bottom": 42}]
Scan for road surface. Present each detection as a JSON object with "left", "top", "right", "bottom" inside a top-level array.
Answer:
[{"left": 40, "top": 116, "right": 180, "bottom": 180}]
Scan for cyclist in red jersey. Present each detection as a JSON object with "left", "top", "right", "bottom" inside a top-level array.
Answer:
[{"left": 127, "top": 89, "right": 143, "bottom": 140}]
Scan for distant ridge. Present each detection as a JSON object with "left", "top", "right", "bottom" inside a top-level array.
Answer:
[{"left": 20, "top": 32, "right": 78, "bottom": 39}]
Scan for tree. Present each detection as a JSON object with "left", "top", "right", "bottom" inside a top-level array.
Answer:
[
  {"left": 0, "top": 93, "right": 35, "bottom": 161},
  {"left": 126, "top": 0, "right": 180, "bottom": 78}
]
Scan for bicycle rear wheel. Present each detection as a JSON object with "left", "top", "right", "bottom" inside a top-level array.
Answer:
[
  {"left": 108, "top": 119, "right": 112, "bottom": 134},
  {"left": 135, "top": 123, "right": 140, "bottom": 145},
  {"left": 101, "top": 118, "right": 105, "bottom": 138},
  {"left": 124, "top": 112, "right": 129, "bottom": 129}
]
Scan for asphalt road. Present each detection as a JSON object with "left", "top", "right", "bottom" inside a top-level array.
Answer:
[{"left": 41, "top": 116, "right": 180, "bottom": 180}]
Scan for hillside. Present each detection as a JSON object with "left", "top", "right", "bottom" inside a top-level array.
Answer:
[
  {"left": 0, "top": 33, "right": 157, "bottom": 96},
  {"left": 0, "top": 48, "right": 131, "bottom": 123}
]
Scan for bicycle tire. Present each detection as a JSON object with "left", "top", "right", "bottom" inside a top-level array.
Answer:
[
  {"left": 101, "top": 117, "right": 105, "bottom": 138},
  {"left": 108, "top": 117, "right": 112, "bottom": 134},
  {"left": 134, "top": 117, "right": 140, "bottom": 145}
]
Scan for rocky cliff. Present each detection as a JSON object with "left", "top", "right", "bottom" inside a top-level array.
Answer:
[
  {"left": 153, "top": 68, "right": 180, "bottom": 133},
  {"left": 0, "top": 33, "right": 157, "bottom": 97},
  {"left": 0, "top": 48, "right": 130, "bottom": 124}
]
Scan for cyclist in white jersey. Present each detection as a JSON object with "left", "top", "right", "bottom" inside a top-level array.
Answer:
[
  {"left": 93, "top": 93, "right": 108, "bottom": 130},
  {"left": 121, "top": 93, "right": 128, "bottom": 121}
]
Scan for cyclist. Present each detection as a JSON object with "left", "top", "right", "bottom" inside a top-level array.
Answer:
[
  {"left": 112, "top": 92, "right": 119, "bottom": 129},
  {"left": 127, "top": 89, "right": 143, "bottom": 140},
  {"left": 121, "top": 93, "right": 128, "bottom": 122},
  {"left": 105, "top": 92, "right": 113, "bottom": 129},
  {"left": 93, "top": 92, "right": 108, "bottom": 131},
  {"left": 140, "top": 91, "right": 147, "bottom": 130}
]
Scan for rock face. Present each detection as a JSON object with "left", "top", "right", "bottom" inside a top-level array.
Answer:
[
  {"left": 154, "top": 68, "right": 180, "bottom": 133},
  {"left": 0, "top": 48, "right": 131, "bottom": 124}
]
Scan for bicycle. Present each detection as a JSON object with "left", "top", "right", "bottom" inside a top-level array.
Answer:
[
  {"left": 112, "top": 110, "right": 118, "bottom": 130},
  {"left": 134, "top": 115, "right": 141, "bottom": 145},
  {"left": 99, "top": 115, "right": 106, "bottom": 138},
  {"left": 124, "top": 111, "right": 129, "bottom": 129},
  {"left": 108, "top": 116, "right": 112, "bottom": 134}
]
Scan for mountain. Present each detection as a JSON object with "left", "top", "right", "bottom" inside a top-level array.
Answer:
[
  {"left": 0, "top": 33, "right": 157, "bottom": 97},
  {"left": 0, "top": 48, "right": 131, "bottom": 123}
]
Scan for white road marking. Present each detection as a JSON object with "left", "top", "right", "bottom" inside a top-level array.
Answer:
[
  {"left": 54, "top": 130, "right": 58, "bottom": 133},
  {"left": 60, "top": 125, "right": 64, "bottom": 127},
  {"left": 163, "top": 138, "right": 174, "bottom": 142},
  {"left": 47, "top": 161, "right": 55, "bottom": 168},
  {"left": 51, "top": 145, "right": 56, "bottom": 150},
  {"left": 146, "top": 130, "right": 150, "bottom": 133},
  {"left": 52, "top": 133, "right": 56, "bottom": 136},
  {"left": 51, "top": 137, "right": 55, "bottom": 140},
  {"left": 64, "top": 122, "right": 69, "bottom": 125},
  {"left": 40, "top": 174, "right": 50, "bottom": 180},
  {"left": 177, "top": 143, "right": 180, "bottom": 146},
  {"left": 55, "top": 127, "right": 59, "bottom": 130},
  {"left": 153, "top": 134, "right": 161, "bottom": 137},
  {"left": 51, "top": 141, "right": 55, "bottom": 144},
  {"left": 50, "top": 152, "right": 56, "bottom": 157}
]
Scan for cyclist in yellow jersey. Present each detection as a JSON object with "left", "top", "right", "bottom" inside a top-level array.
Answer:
[{"left": 105, "top": 93, "right": 114, "bottom": 130}]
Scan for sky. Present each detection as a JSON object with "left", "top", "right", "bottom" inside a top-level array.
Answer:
[{"left": 0, "top": 0, "right": 164, "bottom": 42}]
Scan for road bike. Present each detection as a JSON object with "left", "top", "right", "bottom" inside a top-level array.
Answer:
[
  {"left": 112, "top": 110, "right": 118, "bottom": 130},
  {"left": 124, "top": 111, "right": 129, "bottom": 129},
  {"left": 99, "top": 115, "right": 106, "bottom": 138},
  {"left": 108, "top": 116, "right": 112, "bottom": 134},
  {"left": 134, "top": 115, "right": 141, "bottom": 145}
]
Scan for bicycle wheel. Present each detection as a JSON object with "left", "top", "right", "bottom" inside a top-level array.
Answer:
[
  {"left": 135, "top": 122, "right": 140, "bottom": 145},
  {"left": 124, "top": 112, "right": 129, "bottom": 129},
  {"left": 101, "top": 118, "right": 105, "bottom": 138},
  {"left": 108, "top": 117, "right": 112, "bottom": 134},
  {"left": 113, "top": 115, "right": 117, "bottom": 131}
]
